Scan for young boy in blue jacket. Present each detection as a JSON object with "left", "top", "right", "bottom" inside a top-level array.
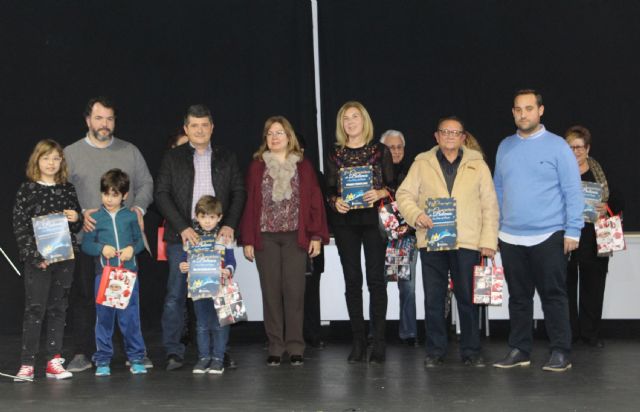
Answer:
[
  {"left": 82, "top": 169, "right": 147, "bottom": 376},
  {"left": 179, "top": 195, "right": 236, "bottom": 375}
]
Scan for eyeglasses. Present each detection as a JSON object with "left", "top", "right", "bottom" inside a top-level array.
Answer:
[
  {"left": 570, "top": 145, "right": 586, "bottom": 152},
  {"left": 266, "top": 130, "right": 286, "bottom": 138},
  {"left": 438, "top": 129, "right": 464, "bottom": 137}
]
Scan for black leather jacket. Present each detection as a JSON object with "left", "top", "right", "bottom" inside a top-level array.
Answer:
[{"left": 154, "top": 143, "right": 246, "bottom": 243}]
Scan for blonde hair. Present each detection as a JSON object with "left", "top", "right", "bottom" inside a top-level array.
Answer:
[
  {"left": 335, "top": 101, "right": 374, "bottom": 148},
  {"left": 463, "top": 131, "right": 485, "bottom": 159},
  {"left": 253, "top": 116, "right": 303, "bottom": 160},
  {"left": 26, "top": 139, "right": 68, "bottom": 184}
]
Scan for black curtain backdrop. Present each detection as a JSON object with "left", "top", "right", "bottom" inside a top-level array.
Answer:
[
  {"left": 318, "top": 0, "right": 639, "bottom": 220},
  {"left": 1, "top": 0, "right": 639, "bottom": 333}
]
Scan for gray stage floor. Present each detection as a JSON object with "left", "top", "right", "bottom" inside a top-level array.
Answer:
[{"left": 1, "top": 333, "right": 639, "bottom": 411}]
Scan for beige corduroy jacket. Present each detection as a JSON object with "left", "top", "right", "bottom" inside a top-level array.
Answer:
[{"left": 396, "top": 145, "right": 499, "bottom": 251}]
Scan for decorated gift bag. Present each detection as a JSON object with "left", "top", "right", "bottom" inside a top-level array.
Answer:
[
  {"left": 595, "top": 205, "right": 625, "bottom": 257},
  {"left": 472, "top": 257, "right": 504, "bottom": 306},
  {"left": 378, "top": 195, "right": 410, "bottom": 240},
  {"left": 213, "top": 279, "right": 248, "bottom": 326},
  {"left": 384, "top": 236, "right": 415, "bottom": 282},
  {"left": 96, "top": 263, "right": 137, "bottom": 309}
]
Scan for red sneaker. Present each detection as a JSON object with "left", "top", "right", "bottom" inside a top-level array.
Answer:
[
  {"left": 14, "top": 365, "right": 34, "bottom": 382},
  {"left": 46, "top": 355, "right": 72, "bottom": 380}
]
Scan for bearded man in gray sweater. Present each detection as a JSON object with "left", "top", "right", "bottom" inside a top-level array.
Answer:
[{"left": 64, "top": 97, "right": 154, "bottom": 372}]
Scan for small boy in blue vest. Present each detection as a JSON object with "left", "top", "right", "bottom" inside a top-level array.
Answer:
[{"left": 179, "top": 195, "right": 236, "bottom": 374}]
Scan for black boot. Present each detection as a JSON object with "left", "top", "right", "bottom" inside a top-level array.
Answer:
[
  {"left": 348, "top": 337, "right": 366, "bottom": 363},
  {"left": 369, "top": 287, "right": 388, "bottom": 364}
]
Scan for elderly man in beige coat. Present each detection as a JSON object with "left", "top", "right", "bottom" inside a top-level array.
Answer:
[{"left": 397, "top": 116, "right": 499, "bottom": 368}]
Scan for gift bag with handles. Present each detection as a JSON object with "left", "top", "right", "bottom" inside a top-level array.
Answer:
[
  {"left": 213, "top": 278, "right": 248, "bottom": 326},
  {"left": 95, "top": 260, "right": 137, "bottom": 309},
  {"left": 595, "top": 204, "right": 625, "bottom": 257},
  {"left": 472, "top": 256, "right": 504, "bottom": 306},
  {"left": 378, "top": 194, "right": 410, "bottom": 240}
]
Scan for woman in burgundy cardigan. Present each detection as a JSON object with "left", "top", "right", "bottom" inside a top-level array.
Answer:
[{"left": 240, "top": 116, "right": 329, "bottom": 366}]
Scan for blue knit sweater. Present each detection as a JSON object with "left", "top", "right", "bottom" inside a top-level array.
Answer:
[{"left": 494, "top": 127, "right": 584, "bottom": 238}]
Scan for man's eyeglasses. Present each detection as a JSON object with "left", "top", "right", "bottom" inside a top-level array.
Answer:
[{"left": 438, "top": 129, "right": 464, "bottom": 137}]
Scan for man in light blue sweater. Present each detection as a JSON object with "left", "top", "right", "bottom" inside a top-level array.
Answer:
[{"left": 493, "top": 90, "right": 583, "bottom": 372}]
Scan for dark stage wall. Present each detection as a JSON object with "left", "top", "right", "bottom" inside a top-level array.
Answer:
[{"left": 1, "top": 0, "right": 639, "bottom": 333}]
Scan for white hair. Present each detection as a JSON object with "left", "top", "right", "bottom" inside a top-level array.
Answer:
[{"left": 380, "top": 129, "right": 405, "bottom": 146}]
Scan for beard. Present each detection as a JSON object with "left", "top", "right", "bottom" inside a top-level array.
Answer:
[
  {"left": 90, "top": 127, "right": 113, "bottom": 142},
  {"left": 517, "top": 120, "right": 540, "bottom": 135}
]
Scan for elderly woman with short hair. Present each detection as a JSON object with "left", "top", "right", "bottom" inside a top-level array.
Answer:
[{"left": 565, "top": 125, "right": 623, "bottom": 348}]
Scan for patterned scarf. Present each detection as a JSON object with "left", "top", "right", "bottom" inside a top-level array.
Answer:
[
  {"left": 262, "top": 151, "right": 300, "bottom": 202},
  {"left": 587, "top": 157, "right": 609, "bottom": 202}
]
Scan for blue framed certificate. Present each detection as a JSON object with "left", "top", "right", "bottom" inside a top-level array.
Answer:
[
  {"left": 582, "top": 181, "right": 603, "bottom": 223},
  {"left": 32, "top": 213, "right": 74, "bottom": 263},
  {"left": 339, "top": 165, "right": 373, "bottom": 209},
  {"left": 425, "top": 197, "right": 457, "bottom": 251},
  {"left": 188, "top": 250, "right": 221, "bottom": 300}
]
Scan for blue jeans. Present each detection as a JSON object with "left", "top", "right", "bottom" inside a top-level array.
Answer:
[
  {"left": 162, "top": 242, "right": 187, "bottom": 358},
  {"left": 398, "top": 243, "right": 418, "bottom": 339},
  {"left": 193, "top": 298, "right": 229, "bottom": 361},
  {"left": 420, "top": 248, "right": 481, "bottom": 359},
  {"left": 93, "top": 270, "right": 146, "bottom": 366}
]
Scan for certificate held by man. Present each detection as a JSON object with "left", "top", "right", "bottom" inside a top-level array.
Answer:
[
  {"left": 339, "top": 165, "right": 373, "bottom": 209},
  {"left": 425, "top": 197, "right": 457, "bottom": 251},
  {"left": 32, "top": 212, "right": 74, "bottom": 263}
]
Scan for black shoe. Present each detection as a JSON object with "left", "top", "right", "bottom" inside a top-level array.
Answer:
[
  {"left": 266, "top": 356, "right": 281, "bottom": 366},
  {"left": 290, "top": 355, "right": 304, "bottom": 366},
  {"left": 493, "top": 348, "right": 531, "bottom": 369},
  {"left": 401, "top": 337, "right": 418, "bottom": 347},
  {"left": 462, "top": 354, "right": 486, "bottom": 367},
  {"left": 347, "top": 340, "right": 366, "bottom": 363},
  {"left": 223, "top": 352, "right": 237, "bottom": 369},
  {"left": 585, "top": 338, "right": 605, "bottom": 349},
  {"left": 368, "top": 345, "right": 386, "bottom": 364},
  {"left": 542, "top": 351, "right": 572, "bottom": 372},
  {"left": 166, "top": 354, "right": 184, "bottom": 371},
  {"left": 423, "top": 355, "right": 443, "bottom": 368},
  {"left": 307, "top": 339, "right": 326, "bottom": 349}
]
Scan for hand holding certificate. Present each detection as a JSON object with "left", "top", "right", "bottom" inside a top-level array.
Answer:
[
  {"left": 32, "top": 213, "right": 74, "bottom": 264},
  {"left": 425, "top": 198, "right": 458, "bottom": 251},
  {"left": 339, "top": 166, "right": 373, "bottom": 209}
]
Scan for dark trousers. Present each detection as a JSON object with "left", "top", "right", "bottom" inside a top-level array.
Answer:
[
  {"left": 333, "top": 224, "right": 387, "bottom": 345},
  {"left": 162, "top": 242, "right": 188, "bottom": 359},
  {"left": 567, "top": 253, "right": 609, "bottom": 341},
  {"left": 499, "top": 231, "right": 571, "bottom": 355},
  {"left": 69, "top": 251, "right": 97, "bottom": 356},
  {"left": 420, "top": 248, "right": 481, "bottom": 358},
  {"left": 255, "top": 232, "right": 307, "bottom": 357},
  {"left": 303, "top": 251, "right": 323, "bottom": 344},
  {"left": 21, "top": 260, "right": 74, "bottom": 365}
]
